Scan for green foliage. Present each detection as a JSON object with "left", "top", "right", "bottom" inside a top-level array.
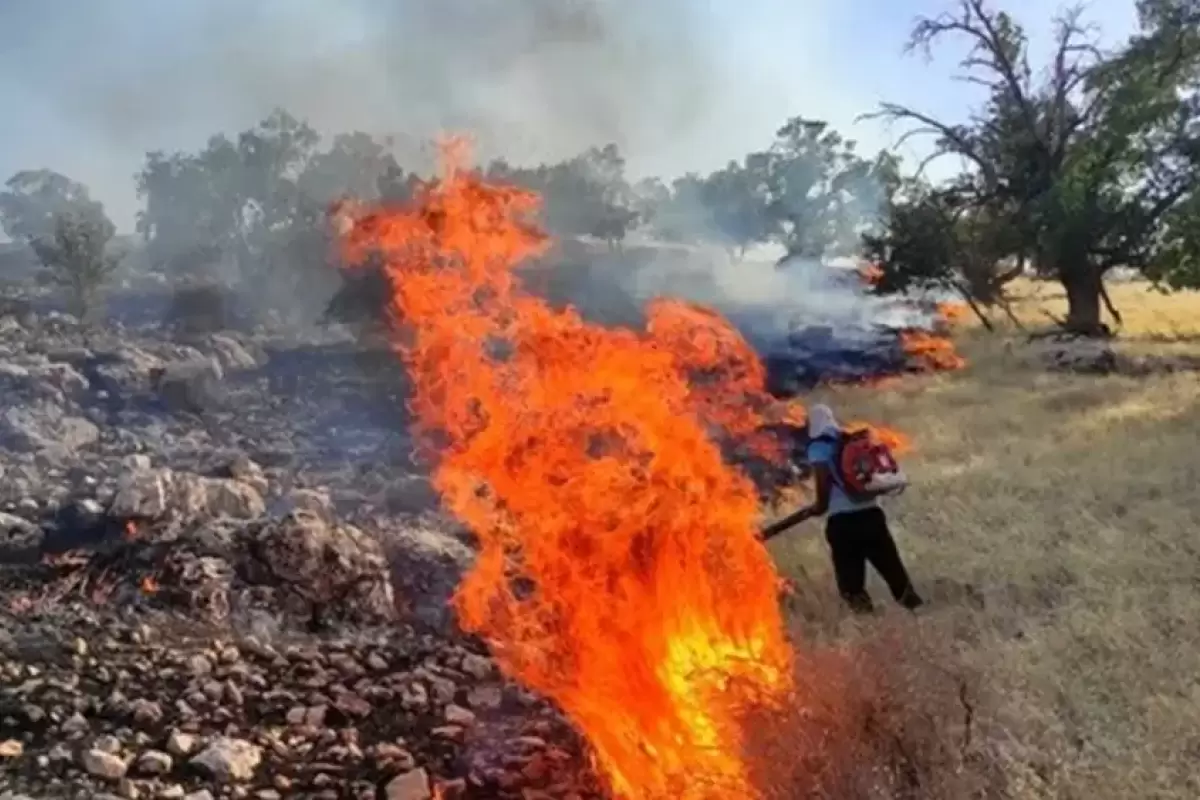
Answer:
[
  {"left": 0, "top": 170, "right": 110, "bottom": 245},
  {"left": 0, "top": 169, "right": 120, "bottom": 320},
  {"left": 867, "top": 0, "right": 1200, "bottom": 333},
  {"left": 29, "top": 212, "right": 120, "bottom": 320},
  {"left": 487, "top": 144, "right": 639, "bottom": 247}
]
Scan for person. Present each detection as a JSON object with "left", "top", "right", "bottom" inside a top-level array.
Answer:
[{"left": 768, "top": 404, "right": 924, "bottom": 614}]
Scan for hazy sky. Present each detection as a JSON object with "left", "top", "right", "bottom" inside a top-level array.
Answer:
[{"left": 0, "top": 0, "right": 1140, "bottom": 233}]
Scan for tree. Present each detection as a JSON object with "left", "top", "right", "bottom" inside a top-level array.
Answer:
[
  {"left": 29, "top": 212, "right": 120, "bottom": 320},
  {"left": 863, "top": 183, "right": 1025, "bottom": 328},
  {"left": 135, "top": 108, "right": 322, "bottom": 282},
  {"left": 866, "top": 0, "right": 1200, "bottom": 335},
  {"left": 0, "top": 169, "right": 109, "bottom": 244},
  {"left": 0, "top": 170, "right": 119, "bottom": 319},
  {"left": 487, "top": 144, "right": 640, "bottom": 248},
  {"left": 765, "top": 117, "right": 873, "bottom": 262},
  {"left": 701, "top": 156, "right": 777, "bottom": 260}
]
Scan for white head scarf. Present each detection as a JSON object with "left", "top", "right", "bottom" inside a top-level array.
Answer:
[{"left": 808, "top": 403, "right": 840, "bottom": 439}]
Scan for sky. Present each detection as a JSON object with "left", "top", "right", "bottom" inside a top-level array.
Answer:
[{"left": 0, "top": 0, "right": 1142, "bottom": 234}]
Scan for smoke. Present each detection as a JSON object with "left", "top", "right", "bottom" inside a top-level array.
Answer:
[
  {"left": 3, "top": 0, "right": 717, "bottom": 230},
  {"left": 530, "top": 241, "right": 934, "bottom": 362}
]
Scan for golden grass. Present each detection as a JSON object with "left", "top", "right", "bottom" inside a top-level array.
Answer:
[{"left": 766, "top": 278, "right": 1200, "bottom": 798}]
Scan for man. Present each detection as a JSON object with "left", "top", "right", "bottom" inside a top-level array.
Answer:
[{"left": 765, "top": 404, "right": 923, "bottom": 613}]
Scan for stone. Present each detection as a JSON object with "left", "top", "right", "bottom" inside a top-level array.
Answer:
[
  {"left": 384, "top": 768, "right": 431, "bottom": 800},
  {"left": 135, "top": 750, "right": 173, "bottom": 776},
  {"left": 189, "top": 737, "right": 261, "bottom": 783},
  {"left": 80, "top": 748, "right": 130, "bottom": 780},
  {"left": 165, "top": 730, "right": 198, "bottom": 757}
]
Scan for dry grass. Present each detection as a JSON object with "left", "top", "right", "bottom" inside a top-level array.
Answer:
[{"left": 765, "top": 278, "right": 1200, "bottom": 799}]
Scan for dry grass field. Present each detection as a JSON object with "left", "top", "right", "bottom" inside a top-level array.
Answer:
[{"left": 765, "top": 279, "right": 1200, "bottom": 799}]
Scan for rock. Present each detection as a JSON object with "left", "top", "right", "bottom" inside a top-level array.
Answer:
[
  {"left": 80, "top": 748, "right": 130, "bottom": 780},
  {"left": 459, "top": 654, "right": 493, "bottom": 681},
  {"left": 110, "top": 467, "right": 264, "bottom": 522},
  {"left": 465, "top": 686, "right": 502, "bottom": 711},
  {"left": 0, "top": 357, "right": 89, "bottom": 402},
  {"left": 134, "top": 750, "right": 173, "bottom": 776},
  {"left": 384, "top": 768, "right": 431, "bottom": 800},
  {"left": 0, "top": 511, "right": 42, "bottom": 559},
  {"left": 189, "top": 737, "right": 261, "bottom": 783},
  {"left": 130, "top": 698, "right": 164, "bottom": 727},
  {"left": 0, "top": 404, "right": 100, "bottom": 452},
  {"left": 0, "top": 740, "right": 23, "bottom": 758},
  {"left": 444, "top": 705, "right": 476, "bottom": 726},
  {"left": 165, "top": 730, "right": 198, "bottom": 757},
  {"left": 268, "top": 488, "right": 333, "bottom": 522},
  {"left": 377, "top": 520, "right": 473, "bottom": 631},
  {"left": 222, "top": 454, "right": 268, "bottom": 496},
  {"left": 204, "top": 334, "right": 263, "bottom": 372},
  {"left": 152, "top": 358, "right": 225, "bottom": 413},
  {"left": 61, "top": 712, "right": 91, "bottom": 735},
  {"left": 240, "top": 511, "right": 395, "bottom": 624}
]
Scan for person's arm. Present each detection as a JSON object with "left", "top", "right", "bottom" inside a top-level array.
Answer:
[{"left": 760, "top": 464, "right": 832, "bottom": 540}]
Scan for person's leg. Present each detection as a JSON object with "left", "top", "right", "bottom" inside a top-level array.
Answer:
[
  {"left": 861, "top": 508, "right": 924, "bottom": 610},
  {"left": 826, "top": 514, "right": 873, "bottom": 613}
]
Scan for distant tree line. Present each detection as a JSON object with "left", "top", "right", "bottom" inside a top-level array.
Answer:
[{"left": 3, "top": 0, "right": 1200, "bottom": 335}]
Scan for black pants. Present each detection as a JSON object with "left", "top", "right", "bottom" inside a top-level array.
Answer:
[{"left": 826, "top": 507, "right": 923, "bottom": 613}]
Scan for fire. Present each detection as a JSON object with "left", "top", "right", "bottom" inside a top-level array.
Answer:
[
  {"left": 334, "top": 139, "right": 795, "bottom": 798},
  {"left": 936, "top": 301, "right": 969, "bottom": 324},
  {"left": 857, "top": 262, "right": 883, "bottom": 286},
  {"left": 900, "top": 330, "right": 967, "bottom": 371},
  {"left": 140, "top": 575, "right": 159, "bottom": 595}
]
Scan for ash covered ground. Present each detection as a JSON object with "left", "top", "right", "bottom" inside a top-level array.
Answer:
[
  {"left": 0, "top": 273, "right": 605, "bottom": 800},
  {"left": 0, "top": 259, "right": 947, "bottom": 800}
]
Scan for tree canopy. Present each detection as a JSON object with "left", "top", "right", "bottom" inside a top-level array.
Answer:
[
  {"left": 8, "top": 0, "right": 1200, "bottom": 336},
  {"left": 864, "top": 0, "right": 1200, "bottom": 334}
]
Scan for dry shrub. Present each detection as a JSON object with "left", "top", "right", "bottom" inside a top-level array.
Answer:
[{"left": 744, "top": 618, "right": 1010, "bottom": 800}]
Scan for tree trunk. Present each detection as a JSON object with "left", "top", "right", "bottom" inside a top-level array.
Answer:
[{"left": 1060, "top": 264, "right": 1109, "bottom": 337}]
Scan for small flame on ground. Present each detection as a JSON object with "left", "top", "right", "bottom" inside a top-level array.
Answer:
[
  {"left": 332, "top": 139, "right": 934, "bottom": 799},
  {"left": 140, "top": 575, "right": 159, "bottom": 595},
  {"left": 936, "top": 301, "right": 970, "bottom": 324},
  {"left": 900, "top": 330, "right": 967, "bottom": 371}
]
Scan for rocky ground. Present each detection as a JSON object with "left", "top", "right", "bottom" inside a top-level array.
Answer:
[{"left": 0, "top": 280, "right": 604, "bottom": 799}]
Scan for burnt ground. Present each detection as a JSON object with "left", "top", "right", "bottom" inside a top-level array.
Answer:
[
  {"left": 0, "top": 269, "right": 949, "bottom": 800},
  {"left": 0, "top": 276, "right": 604, "bottom": 800}
]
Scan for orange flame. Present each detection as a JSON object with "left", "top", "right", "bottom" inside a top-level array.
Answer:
[
  {"left": 935, "top": 301, "right": 969, "bottom": 324},
  {"left": 140, "top": 575, "right": 159, "bottom": 595},
  {"left": 900, "top": 330, "right": 966, "bottom": 371},
  {"left": 335, "top": 139, "right": 796, "bottom": 798},
  {"left": 857, "top": 263, "right": 883, "bottom": 286}
]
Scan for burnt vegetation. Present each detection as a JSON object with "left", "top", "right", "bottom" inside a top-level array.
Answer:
[{"left": 2, "top": 1, "right": 1200, "bottom": 799}]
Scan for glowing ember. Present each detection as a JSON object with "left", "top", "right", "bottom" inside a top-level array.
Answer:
[{"left": 335, "top": 140, "right": 794, "bottom": 798}]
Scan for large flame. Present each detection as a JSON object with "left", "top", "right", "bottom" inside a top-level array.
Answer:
[{"left": 335, "top": 140, "right": 795, "bottom": 798}]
